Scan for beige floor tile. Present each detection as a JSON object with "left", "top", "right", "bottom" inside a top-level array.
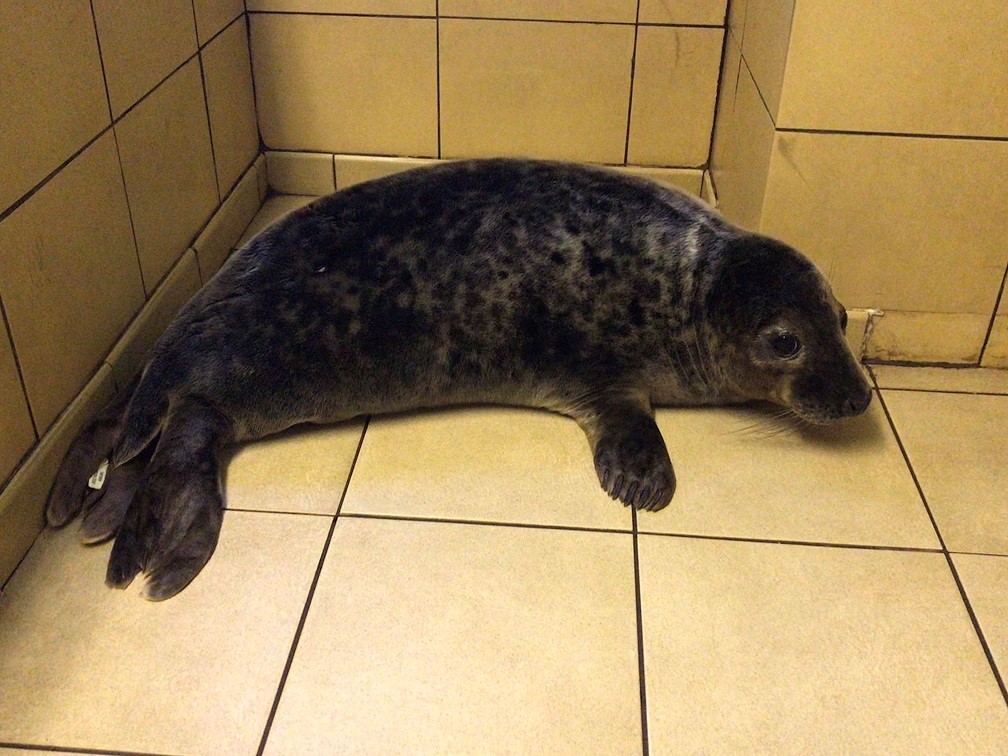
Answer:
[
  {"left": 638, "top": 402, "right": 937, "bottom": 548},
  {"left": 224, "top": 420, "right": 366, "bottom": 515},
  {"left": 440, "top": 19, "right": 635, "bottom": 163},
  {"left": 954, "top": 553, "right": 1008, "bottom": 678},
  {"left": 883, "top": 390, "right": 1008, "bottom": 555},
  {"left": 873, "top": 365, "right": 1008, "bottom": 395},
  {"left": 0, "top": 511, "right": 328, "bottom": 753},
  {"left": 341, "top": 407, "right": 632, "bottom": 530},
  {"left": 237, "top": 195, "right": 318, "bottom": 247},
  {"left": 264, "top": 517, "right": 641, "bottom": 754},
  {"left": 639, "top": 536, "right": 1008, "bottom": 751}
]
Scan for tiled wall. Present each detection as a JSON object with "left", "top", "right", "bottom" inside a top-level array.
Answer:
[
  {"left": 710, "top": 0, "right": 1008, "bottom": 365},
  {"left": 0, "top": 0, "right": 259, "bottom": 580},
  {"left": 247, "top": 0, "right": 727, "bottom": 167}
]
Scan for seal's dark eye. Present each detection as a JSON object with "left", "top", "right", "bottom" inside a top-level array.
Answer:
[{"left": 769, "top": 332, "right": 802, "bottom": 359}]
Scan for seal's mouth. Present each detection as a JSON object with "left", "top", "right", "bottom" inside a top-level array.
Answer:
[{"left": 790, "top": 388, "right": 873, "bottom": 425}]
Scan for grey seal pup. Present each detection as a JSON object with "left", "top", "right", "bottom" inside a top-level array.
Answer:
[{"left": 47, "top": 158, "right": 872, "bottom": 599}]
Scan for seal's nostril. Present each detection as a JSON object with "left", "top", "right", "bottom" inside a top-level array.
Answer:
[{"left": 844, "top": 388, "right": 872, "bottom": 416}]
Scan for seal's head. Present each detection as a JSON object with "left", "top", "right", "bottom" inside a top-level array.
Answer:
[{"left": 707, "top": 233, "right": 872, "bottom": 424}]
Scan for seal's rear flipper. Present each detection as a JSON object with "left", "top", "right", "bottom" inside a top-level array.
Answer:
[
  {"left": 46, "top": 375, "right": 140, "bottom": 529},
  {"left": 78, "top": 450, "right": 149, "bottom": 545},
  {"left": 143, "top": 500, "right": 223, "bottom": 601},
  {"left": 105, "top": 396, "right": 231, "bottom": 599}
]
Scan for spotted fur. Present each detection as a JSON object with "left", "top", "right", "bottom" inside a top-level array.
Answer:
[{"left": 47, "top": 158, "right": 871, "bottom": 599}]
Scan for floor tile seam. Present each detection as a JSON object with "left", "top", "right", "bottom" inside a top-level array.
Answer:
[
  {"left": 0, "top": 743, "right": 176, "bottom": 756},
  {"left": 876, "top": 386, "right": 1008, "bottom": 398},
  {"left": 635, "top": 529, "right": 944, "bottom": 553},
  {"left": 247, "top": 9, "right": 723, "bottom": 29},
  {"left": 255, "top": 417, "right": 368, "bottom": 755},
  {"left": 872, "top": 376, "right": 1008, "bottom": 709},
  {"left": 338, "top": 511, "right": 634, "bottom": 536},
  {"left": 622, "top": 0, "right": 642, "bottom": 166},
  {"left": 949, "top": 550, "right": 1008, "bottom": 560},
  {"left": 631, "top": 508, "right": 650, "bottom": 756}
]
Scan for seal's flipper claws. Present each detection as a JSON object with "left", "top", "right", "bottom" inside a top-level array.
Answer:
[
  {"left": 106, "top": 522, "right": 144, "bottom": 589},
  {"left": 573, "top": 390, "right": 675, "bottom": 512},
  {"left": 105, "top": 396, "right": 231, "bottom": 597},
  {"left": 143, "top": 499, "right": 222, "bottom": 601}
]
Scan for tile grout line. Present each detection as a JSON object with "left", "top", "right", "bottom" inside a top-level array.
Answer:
[
  {"left": 1, "top": 15, "right": 238, "bottom": 227},
  {"left": 636, "top": 528, "right": 944, "bottom": 554},
  {"left": 701, "top": 2, "right": 730, "bottom": 170},
  {"left": 979, "top": 260, "right": 1008, "bottom": 362},
  {"left": 876, "top": 386, "right": 1008, "bottom": 398},
  {"left": 244, "top": 145, "right": 708, "bottom": 173},
  {"left": 191, "top": 1, "right": 223, "bottom": 202},
  {"left": 0, "top": 742, "right": 177, "bottom": 756},
  {"left": 622, "top": 0, "right": 642, "bottom": 165},
  {"left": 632, "top": 509, "right": 650, "bottom": 756},
  {"left": 90, "top": 0, "right": 147, "bottom": 297},
  {"left": 872, "top": 373, "right": 1008, "bottom": 709},
  {"left": 0, "top": 294, "right": 38, "bottom": 439},
  {"left": 340, "top": 510, "right": 633, "bottom": 536},
  {"left": 227, "top": 507, "right": 952, "bottom": 554},
  {"left": 435, "top": 0, "right": 442, "bottom": 160},
  {"left": 244, "top": 10, "right": 268, "bottom": 156},
  {"left": 775, "top": 125, "right": 1008, "bottom": 143},
  {"left": 246, "top": 10, "right": 723, "bottom": 29},
  {"left": 254, "top": 417, "right": 369, "bottom": 756}
]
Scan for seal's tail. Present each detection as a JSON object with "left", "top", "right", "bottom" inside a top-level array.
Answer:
[{"left": 106, "top": 396, "right": 231, "bottom": 600}]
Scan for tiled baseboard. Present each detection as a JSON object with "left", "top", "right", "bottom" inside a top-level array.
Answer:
[{"left": 264, "top": 150, "right": 712, "bottom": 199}]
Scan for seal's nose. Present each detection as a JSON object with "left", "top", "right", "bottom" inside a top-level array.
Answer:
[{"left": 842, "top": 385, "right": 872, "bottom": 417}]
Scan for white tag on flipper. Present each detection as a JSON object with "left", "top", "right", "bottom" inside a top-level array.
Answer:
[{"left": 87, "top": 459, "right": 109, "bottom": 490}]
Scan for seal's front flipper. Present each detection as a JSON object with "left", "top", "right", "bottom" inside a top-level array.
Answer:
[
  {"left": 573, "top": 390, "right": 675, "bottom": 512},
  {"left": 106, "top": 396, "right": 230, "bottom": 599}
]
